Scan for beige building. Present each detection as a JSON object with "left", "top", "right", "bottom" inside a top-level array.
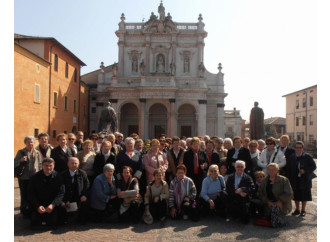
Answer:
[
  {"left": 82, "top": 2, "right": 232, "bottom": 139},
  {"left": 282, "top": 85, "right": 317, "bottom": 144}
]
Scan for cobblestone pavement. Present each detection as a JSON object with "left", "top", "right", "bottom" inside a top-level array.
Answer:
[{"left": 14, "top": 166, "right": 317, "bottom": 241}]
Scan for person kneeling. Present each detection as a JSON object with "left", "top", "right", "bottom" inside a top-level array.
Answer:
[
  {"left": 89, "top": 163, "right": 119, "bottom": 222},
  {"left": 117, "top": 166, "right": 142, "bottom": 223},
  {"left": 199, "top": 165, "right": 228, "bottom": 218},
  {"left": 169, "top": 164, "right": 198, "bottom": 221},
  {"left": 143, "top": 169, "right": 169, "bottom": 224},
  {"left": 27, "top": 158, "right": 65, "bottom": 229}
]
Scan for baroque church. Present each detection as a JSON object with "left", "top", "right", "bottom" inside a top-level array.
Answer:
[{"left": 82, "top": 2, "right": 240, "bottom": 140}]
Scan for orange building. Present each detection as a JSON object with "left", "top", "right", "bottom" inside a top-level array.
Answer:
[{"left": 14, "top": 34, "right": 87, "bottom": 153}]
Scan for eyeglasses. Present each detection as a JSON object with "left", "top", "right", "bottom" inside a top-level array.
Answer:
[
  {"left": 68, "top": 138, "right": 75, "bottom": 141},
  {"left": 160, "top": 143, "right": 165, "bottom": 145},
  {"left": 117, "top": 136, "right": 123, "bottom": 138},
  {"left": 91, "top": 138, "right": 98, "bottom": 140},
  {"left": 266, "top": 143, "right": 274, "bottom": 145},
  {"left": 250, "top": 145, "right": 257, "bottom": 148},
  {"left": 99, "top": 137, "right": 104, "bottom": 140}
]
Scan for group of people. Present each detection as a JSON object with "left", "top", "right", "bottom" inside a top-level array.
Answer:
[{"left": 14, "top": 131, "right": 316, "bottom": 229}]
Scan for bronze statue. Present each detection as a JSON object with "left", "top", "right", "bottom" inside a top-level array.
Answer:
[
  {"left": 249, "top": 102, "right": 264, "bottom": 140},
  {"left": 98, "top": 102, "right": 118, "bottom": 134}
]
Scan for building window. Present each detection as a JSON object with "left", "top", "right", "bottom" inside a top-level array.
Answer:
[
  {"left": 310, "top": 95, "right": 314, "bottom": 106},
  {"left": 54, "top": 54, "right": 58, "bottom": 72},
  {"left": 52, "top": 130, "right": 56, "bottom": 139},
  {"left": 91, "top": 107, "right": 96, "bottom": 113},
  {"left": 64, "top": 131, "right": 67, "bottom": 134},
  {"left": 64, "top": 96, "right": 68, "bottom": 110},
  {"left": 34, "top": 84, "right": 40, "bottom": 103},
  {"left": 296, "top": 100, "right": 299, "bottom": 109},
  {"left": 227, "top": 127, "right": 233, "bottom": 132},
  {"left": 303, "top": 116, "right": 306, "bottom": 126},
  {"left": 53, "top": 92, "right": 58, "bottom": 107},
  {"left": 34, "top": 128, "right": 39, "bottom": 138},
  {"left": 74, "top": 68, "right": 77, "bottom": 82},
  {"left": 73, "top": 99, "right": 77, "bottom": 113},
  {"left": 310, "top": 114, "right": 313, "bottom": 125},
  {"left": 65, "top": 62, "right": 69, "bottom": 78},
  {"left": 302, "top": 98, "right": 306, "bottom": 108},
  {"left": 296, "top": 117, "right": 299, "bottom": 126}
]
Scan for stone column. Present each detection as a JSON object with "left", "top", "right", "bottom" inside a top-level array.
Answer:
[
  {"left": 169, "top": 99, "right": 176, "bottom": 137},
  {"left": 217, "top": 103, "right": 225, "bottom": 137},
  {"left": 198, "top": 100, "right": 207, "bottom": 136},
  {"left": 145, "top": 36, "right": 150, "bottom": 75},
  {"left": 139, "top": 99, "right": 146, "bottom": 139},
  {"left": 118, "top": 42, "right": 124, "bottom": 77}
]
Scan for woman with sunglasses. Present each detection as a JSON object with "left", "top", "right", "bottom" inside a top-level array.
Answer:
[
  {"left": 257, "top": 137, "right": 286, "bottom": 176},
  {"left": 68, "top": 133, "right": 78, "bottom": 154},
  {"left": 199, "top": 165, "right": 228, "bottom": 218},
  {"left": 89, "top": 133, "right": 101, "bottom": 153}
]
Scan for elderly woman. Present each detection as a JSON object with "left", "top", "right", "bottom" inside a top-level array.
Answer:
[
  {"left": 14, "top": 136, "right": 42, "bottom": 216},
  {"left": 226, "top": 136, "right": 251, "bottom": 174},
  {"left": 144, "top": 139, "right": 168, "bottom": 184},
  {"left": 117, "top": 166, "right": 142, "bottom": 222},
  {"left": 258, "top": 137, "right": 286, "bottom": 176},
  {"left": 248, "top": 140, "right": 260, "bottom": 179},
  {"left": 51, "top": 133, "right": 75, "bottom": 173},
  {"left": 259, "top": 163, "right": 293, "bottom": 227},
  {"left": 250, "top": 171, "right": 266, "bottom": 217},
  {"left": 169, "top": 164, "right": 197, "bottom": 221},
  {"left": 257, "top": 139, "right": 266, "bottom": 154},
  {"left": 76, "top": 139, "right": 96, "bottom": 184},
  {"left": 214, "top": 138, "right": 227, "bottom": 163},
  {"left": 223, "top": 138, "right": 233, "bottom": 150},
  {"left": 89, "top": 133, "right": 100, "bottom": 153},
  {"left": 116, "top": 137, "right": 143, "bottom": 181},
  {"left": 183, "top": 137, "right": 208, "bottom": 194},
  {"left": 93, "top": 141, "right": 116, "bottom": 177},
  {"left": 68, "top": 133, "right": 78, "bottom": 154},
  {"left": 226, "top": 160, "right": 255, "bottom": 224},
  {"left": 287, "top": 141, "right": 316, "bottom": 217},
  {"left": 144, "top": 169, "right": 169, "bottom": 223},
  {"left": 205, "top": 140, "right": 220, "bottom": 166},
  {"left": 199, "top": 165, "right": 228, "bottom": 218},
  {"left": 35, "top": 133, "right": 53, "bottom": 159},
  {"left": 89, "top": 163, "right": 119, "bottom": 222}
]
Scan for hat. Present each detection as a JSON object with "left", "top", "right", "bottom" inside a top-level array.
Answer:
[{"left": 143, "top": 210, "right": 153, "bottom": 225}]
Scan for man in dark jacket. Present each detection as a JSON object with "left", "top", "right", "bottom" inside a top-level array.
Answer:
[
  {"left": 51, "top": 133, "right": 75, "bottom": 173},
  {"left": 28, "top": 158, "right": 65, "bottom": 229},
  {"left": 226, "top": 136, "right": 252, "bottom": 174},
  {"left": 61, "top": 157, "right": 90, "bottom": 224},
  {"left": 277, "top": 135, "right": 295, "bottom": 176},
  {"left": 226, "top": 160, "right": 255, "bottom": 223}
]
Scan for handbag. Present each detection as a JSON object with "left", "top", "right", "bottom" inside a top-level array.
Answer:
[
  {"left": 123, "top": 177, "right": 142, "bottom": 205},
  {"left": 254, "top": 217, "right": 271, "bottom": 227},
  {"left": 14, "top": 150, "right": 28, "bottom": 178}
]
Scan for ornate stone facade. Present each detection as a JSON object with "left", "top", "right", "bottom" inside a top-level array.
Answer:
[{"left": 83, "top": 2, "right": 228, "bottom": 139}]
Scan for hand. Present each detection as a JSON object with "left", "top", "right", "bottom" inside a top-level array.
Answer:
[
  {"left": 300, "top": 169, "right": 305, "bottom": 175},
  {"left": 45, "top": 204, "right": 54, "bottom": 213},
  {"left": 276, "top": 201, "right": 283, "bottom": 210},
  {"left": 117, "top": 191, "right": 126, "bottom": 198},
  {"left": 80, "top": 196, "right": 87, "bottom": 202},
  {"left": 20, "top": 156, "right": 27, "bottom": 163},
  {"left": 235, "top": 188, "right": 242, "bottom": 194},
  {"left": 217, "top": 191, "right": 221, "bottom": 197},
  {"left": 153, "top": 196, "right": 160, "bottom": 203},
  {"left": 240, "top": 192, "right": 247, "bottom": 197},
  {"left": 65, "top": 202, "right": 71, "bottom": 208},
  {"left": 37, "top": 206, "right": 46, "bottom": 214},
  {"left": 184, "top": 196, "right": 190, "bottom": 202},
  {"left": 208, "top": 199, "right": 215, "bottom": 210},
  {"left": 170, "top": 208, "right": 177, "bottom": 218},
  {"left": 110, "top": 195, "right": 117, "bottom": 199},
  {"left": 136, "top": 193, "right": 141, "bottom": 199}
]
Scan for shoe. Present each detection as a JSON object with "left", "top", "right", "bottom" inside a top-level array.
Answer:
[
  {"left": 292, "top": 210, "right": 300, "bottom": 216},
  {"left": 183, "top": 214, "right": 189, "bottom": 220},
  {"left": 300, "top": 211, "right": 306, "bottom": 217}
]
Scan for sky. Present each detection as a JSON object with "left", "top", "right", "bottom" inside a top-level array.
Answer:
[{"left": 13, "top": 0, "right": 317, "bottom": 121}]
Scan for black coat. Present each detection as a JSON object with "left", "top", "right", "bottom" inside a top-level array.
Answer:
[
  {"left": 61, "top": 169, "right": 90, "bottom": 204},
  {"left": 115, "top": 150, "right": 142, "bottom": 177},
  {"left": 28, "top": 170, "right": 64, "bottom": 210},
  {"left": 51, "top": 146, "right": 75, "bottom": 173},
  {"left": 226, "top": 147, "right": 252, "bottom": 174},
  {"left": 226, "top": 172, "right": 255, "bottom": 199},
  {"left": 183, "top": 149, "right": 208, "bottom": 179},
  {"left": 206, "top": 151, "right": 221, "bottom": 166},
  {"left": 93, "top": 152, "right": 116, "bottom": 176},
  {"left": 286, "top": 152, "right": 316, "bottom": 191}
]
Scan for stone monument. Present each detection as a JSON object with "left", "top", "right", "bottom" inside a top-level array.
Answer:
[
  {"left": 98, "top": 102, "right": 118, "bottom": 134},
  {"left": 249, "top": 101, "right": 264, "bottom": 140}
]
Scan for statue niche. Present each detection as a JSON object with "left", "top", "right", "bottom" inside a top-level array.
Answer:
[{"left": 156, "top": 54, "right": 165, "bottom": 73}]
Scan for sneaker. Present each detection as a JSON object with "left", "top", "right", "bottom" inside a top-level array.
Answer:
[
  {"left": 183, "top": 214, "right": 189, "bottom": 220},
  {"left": 292, "top": 209, "right": 300, "bottom": 216},
  {"left": 300, "top": 211, "right": 306, "bottom": 217}
]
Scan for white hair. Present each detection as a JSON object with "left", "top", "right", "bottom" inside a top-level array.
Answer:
[
  {"left": 125, "top": 137, "right": 135, "bottom": 145},
  {"left": 235, "top": 160, "right": 246, "bottom": 168},
  {"left": 224, "top": 137, "right": 233, "bottom": 146},
  {"left": 103, "top": 163, "right": 115, "bottom": 172}
]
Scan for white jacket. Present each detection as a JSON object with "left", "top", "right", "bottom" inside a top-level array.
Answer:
[{"left": 257, "top": 148, "right": 286, "bottom": 176}]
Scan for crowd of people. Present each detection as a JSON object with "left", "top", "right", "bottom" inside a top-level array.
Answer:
[{"left": 14, "top": 131, "right": 316, "bottom": 229}]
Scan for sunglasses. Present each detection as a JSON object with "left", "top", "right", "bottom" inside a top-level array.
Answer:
[{"left": 68, "top": 138, "right": 75, "bottom": 141}]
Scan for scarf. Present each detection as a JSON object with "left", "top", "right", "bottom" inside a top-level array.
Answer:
[
  {"left": 193, "top": 150, "right": 199, "bottom": 174},
  {"left": 266, "top": 149, "right": 275, "bottom": 164},
  {"left": 174, "top": 176, "right": 186, "bottom": 212}
]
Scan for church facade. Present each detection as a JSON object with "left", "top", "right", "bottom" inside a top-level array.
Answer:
[{"left": 83, "top": 2, "right": 228, "bottom": 139}]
